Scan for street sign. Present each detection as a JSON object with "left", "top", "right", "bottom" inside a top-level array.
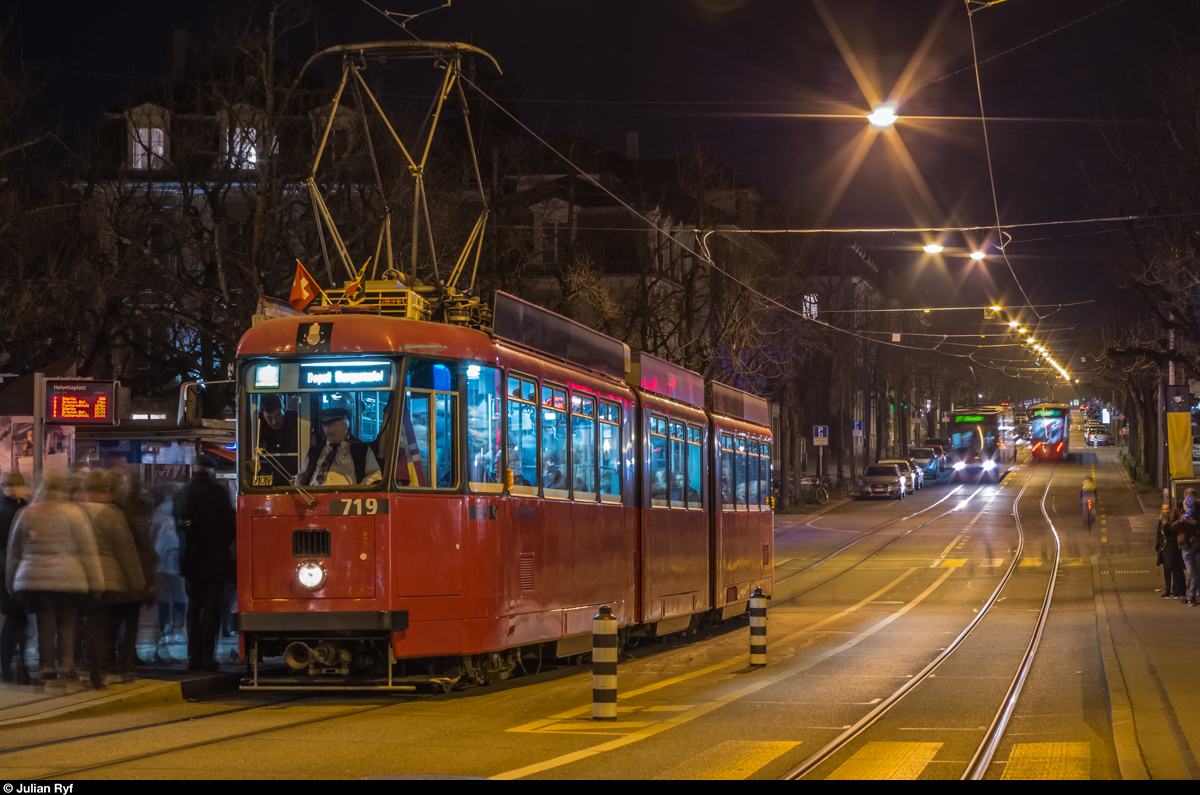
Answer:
[
  {"left": 852, "top": 420, "right": 863, "bottom": 438},
  {"left": 45, "top": 379, "right": 118, "bottom": 426},
  {"left": 941, "top": 412, "right": 950, "bottom": 423},
  {"left": 813, "top": 425, "right": 829, "bottom": 446}
]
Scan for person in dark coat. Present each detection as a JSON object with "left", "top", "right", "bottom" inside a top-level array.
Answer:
[
  {"left": 0, "top": 472, "right": 29, "bottom": 683},
  {"left": 174, "top": 455, "right": 236, "bottom": 671},
  {"left": 1157, "top": 503, "right": 1185, "bottom": 599}
]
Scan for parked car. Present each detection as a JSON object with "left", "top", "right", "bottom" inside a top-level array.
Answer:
[
  {"left": 909, "top": 447, "right": 940, "bottom": 480},
  {"left": 1086, "top": 425, "right": 1110, "bottom": 446},
  {"left": 923, "top": 440, "right": 950, "bottom": 470},
  {"left": 859, "top": 464, "right": 905, "bottom": 500},
  {"left": 879, "top": 459, "right": 919, "bottom": 493}
]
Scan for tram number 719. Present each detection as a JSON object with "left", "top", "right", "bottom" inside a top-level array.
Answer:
[{"left": 329, "top": 498, "right": 389, "bottom": 516}]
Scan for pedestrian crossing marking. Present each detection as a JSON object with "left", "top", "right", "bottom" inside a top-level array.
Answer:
[
  {"left": 1001, "top": 742, "right": 1090, "bottom": 780},
  {"left": 1101, "top": 537, "right": 1107, "bottom": 543},
  {"left": 827, "top": 742, "right": 942, "bottom": 780},
  {"left": 935, "top": 559, "right": 966, "bottom": 568},
  {"left": 981, "top": 558, "right": 1005, "bottom": 567},
  {"left": 1060, "top": 558, "right": 1084, "bottom": 567},
  {"left": 1020, "top": 558, "right": 1043, "bottom": 567},
  {"left": 655, "top": 740, "right": 801, "bottom": 780}
]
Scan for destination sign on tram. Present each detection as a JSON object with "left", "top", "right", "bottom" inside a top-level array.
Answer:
[{"left": 45, "top": 379, "right": 118, "bottom": 425}]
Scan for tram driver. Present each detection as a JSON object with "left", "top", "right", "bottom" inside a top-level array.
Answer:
[
  {"left": 296, "top": 408, "right": 382, "bottom": 487},
  {"left": 258, "top": 394, "right": 298, "bottom": 477}
]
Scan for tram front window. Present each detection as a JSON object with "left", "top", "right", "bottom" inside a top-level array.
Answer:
[{"left": 243, "top": 360, "right": 395, "bottom": 491}]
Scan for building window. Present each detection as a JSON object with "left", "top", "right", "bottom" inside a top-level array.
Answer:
[
  {"left": 803, "top": 293, "right": 819, "bottom": 319},
  {"left": 132, "top": 128, "right": 164, "bottom": 170},
  {"left": 228, "top": 127, "right": 258, "bottom": 168},
  {"left": 541, "top": 222, "right": 568, "bottom": 267}
]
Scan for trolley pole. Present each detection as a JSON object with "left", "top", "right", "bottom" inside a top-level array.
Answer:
[
  {"left": 749, "top": 587, "right": 768, "bottom": 666},
  {"left": 592, "top": 605, "right": 618, "bottom": 721}
]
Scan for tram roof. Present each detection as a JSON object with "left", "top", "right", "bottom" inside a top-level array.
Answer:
[{"left": 237, "top": 314, "right": 501, "bottom": 363}]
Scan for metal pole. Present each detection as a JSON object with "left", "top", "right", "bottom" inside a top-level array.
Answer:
[{"left": 32, "top": 372, "right": 45, "bottom": 490}]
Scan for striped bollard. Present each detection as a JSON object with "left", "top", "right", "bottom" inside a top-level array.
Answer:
[
  {"left": 592, "top": 605, "right": 618, "bottom": 721},
  {"left": 749, "top": 587, "right": 768, "bottom": 667}
]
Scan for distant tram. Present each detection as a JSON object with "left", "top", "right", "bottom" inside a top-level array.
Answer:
[
  {"left": 233, "top": 291, "right": 773, "bottom": 690},
  {"left": 1029, "top": 403, "right": 1071, "bottom": 462},
  {"left": 949, "top": 406, "right": 1014, "bottom": 481}
]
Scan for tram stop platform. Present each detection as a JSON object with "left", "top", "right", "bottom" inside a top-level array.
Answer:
[{"left": 0, "top": 628, "right": 243, "bottom": 729}]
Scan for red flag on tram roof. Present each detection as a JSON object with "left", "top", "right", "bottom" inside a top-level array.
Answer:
[{"left": 289, "top": 260, "right": 321, "bottom": 312}]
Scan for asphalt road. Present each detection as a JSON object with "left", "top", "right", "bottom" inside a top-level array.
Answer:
[{"left": 2, "top": 428, "right": 1195, "bottom": 779}]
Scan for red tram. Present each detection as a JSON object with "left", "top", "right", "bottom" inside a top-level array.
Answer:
[
  {"left": 234, "top": 292, "right": 774, "bottom": 689},
  {"left": 1029, "top": 403, "right": 1070, "bottom": 462}
]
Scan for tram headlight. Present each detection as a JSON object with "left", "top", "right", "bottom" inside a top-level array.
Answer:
[
  {"left": 296, "top": 559, "right": 327, "bottom": 591},
  {"left": 982, "top": 460, "right": 996, "bottom": 471}
]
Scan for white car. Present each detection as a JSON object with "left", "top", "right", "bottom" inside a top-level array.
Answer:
[{"left": 879, "top": 459, "right": 919, "bottom": 494}]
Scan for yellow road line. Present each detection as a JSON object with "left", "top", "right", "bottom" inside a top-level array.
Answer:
[
  {"left": 509, "top": 568, "right": 922, "bottom": 730},
  {"left": 493, "top": 567, "right": 957, "bottom": 779},
  {"left": 1020, "top": 558, "right": 1043, "bottom": 567},
  {"left": 655, "top": 739, "right": 801, "bottom": 780},
  {"left": 1001, "top": 741, "right": 1090, "bottom": 780},
  {"left": 827, "top": 741, "right": 943, "bottom": 780},
  {"left": 938, "top": 559, "right": 966, "bottom": 568}
]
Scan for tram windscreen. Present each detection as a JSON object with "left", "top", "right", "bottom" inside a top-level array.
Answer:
[{"left": 242, "top": 360, "right": 396, "bottom": 490}]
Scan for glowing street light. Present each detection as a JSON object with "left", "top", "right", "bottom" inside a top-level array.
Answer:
[
  {"left": 989, "top": 305, "right": 1002, "bottom": 311},
  {"left": 923, "top": 242, "right": 944, "bottom": 254},
  {"left": 971, "top": 250, "right": 986, "bottom": 260},
  {"left": 1008, "top": 321, "right": 1018, "bottom": 328},
  {"left": 867, "top": 103, "right": 898, "bottom": 128},
  {"left": 1018, "top": 328, "right": 1028, "bottom": 335}
]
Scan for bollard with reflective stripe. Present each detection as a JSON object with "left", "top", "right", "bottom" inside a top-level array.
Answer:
[
  {"left": 749, "top": 586, "right": 768, "bottom": 667},
  {"left": 592, "top": 605, "right": 619, "bottom": 721}
]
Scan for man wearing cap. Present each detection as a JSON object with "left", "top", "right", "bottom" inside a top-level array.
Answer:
[
  {"left": 297, "top": 408, "right": 381, "bottom": 487},
  {"left": 175, "top": 455, "right": 236, "bottom": 671},
  {"left": 257, "top": 395, "right": 298, "bottom": 478}
]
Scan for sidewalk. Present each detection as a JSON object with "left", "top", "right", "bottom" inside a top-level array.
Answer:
[{"left": 0, "top": 611, "right": 243, "bottom": 729}]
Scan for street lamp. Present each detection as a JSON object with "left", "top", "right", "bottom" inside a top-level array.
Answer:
[
  {"left": 923, "top": 242, "right": 944, "bottom": 254},
  {"left": 867, "top": 103, "right": 898, "bottom": 128},
  {"left": 970, "top": 250, "right": 986, "bottom": 260}
]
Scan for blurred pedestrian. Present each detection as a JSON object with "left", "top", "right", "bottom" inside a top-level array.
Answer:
[
  {"left": 1157, "top": 503, "right": 1185, "bottom": 599},
  {"left": 105, "top": 455, "right": 156, "bottom": 671},
  {"left": 77, "top": 470, "right": 145, "bottom": 688},
  {"left": 0, "top": 473, "right": 30, "bottom": 683},
  {"left": 150, "top": 484, "right": 185, "bottom": 650},
  {"left": 175, "top": 455, "right": 235, "bottom": 672},
  {"left": 1081, "top": 478, "right": 1097, "bottom": 532},
  {"left": 5, "top": 474, "right": 103, "bottom": 682}
]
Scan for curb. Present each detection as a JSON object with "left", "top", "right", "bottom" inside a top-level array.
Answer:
[
  {"left": 0, "top": 672, "right": 242, "bottom": 731},
  {"left": 1091, "top": 560, "right": 1151, "bottom": 780}
]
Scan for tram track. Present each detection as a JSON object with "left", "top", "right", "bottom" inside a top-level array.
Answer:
[{"left": 780, "top": 460, "right": 1061, "bottom": 780}]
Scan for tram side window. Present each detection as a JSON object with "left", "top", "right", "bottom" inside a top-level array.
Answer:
[
  {"left": 599, "top": 401, "right": 621, "bottom": 503},
  {"left": 760, "top": 443, "right": 771, "bottom": 509},
  {"left": 669, "top": 421, "right": 689, "bottom": 508},
  {"left": 506, "top": 374, "right": 539, "bottom": 495},
  {"left": 397, "top": 360, "right": 458, "bottom": 490},
  {"left": 648, "top": 414, "right": 669, "bottom": 507},
  {"left": 747, "top": 441, "right": 760, "bottom": 510},
  {"left": 720, "top": 434, "right": 736, "bottom": 511},
  {"left": 735, "top": 436, "right": 748, "bottom": 510},
  {"left": 542, "top": 384, "right": 569, "bottom": 499},
  {"left": 572, "top": 392, "right": 597, "bottom": 500},
  {"left": 686, "top": 425, "right": 703, "bottom": 509},
  {"left": 467, "top": 365, "right": 502, "bottom": 493}
]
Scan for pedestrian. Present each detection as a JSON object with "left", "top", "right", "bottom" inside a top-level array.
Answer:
[
  {"left": 175, "top": 455, "right": 236, "bottom": 672},
  {"left": 105, "top": 457, "right": 157, "bottom": 671},
  {"left": 76, "top": 470, "right": 145, "bottom": 688},
  {"left": 5, "top": 474, "right": 103, "bottom": 682},
  {"left": 0, "top": 473, "right": 30, "bottom": 683},
  {"left": 150, "top": 484, "right": 186, "bottom": 652},
  {"left": 1157, "top": 503, "right": 1185, "bottom": 599},
  {"left": 1172, "top": 490, "right": 1200, "bottom": 606},
  {"left": 1081, "top": 478, "right": 1097, "bottom": 532}
]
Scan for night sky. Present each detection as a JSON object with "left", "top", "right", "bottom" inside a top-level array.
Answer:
[{"left": 6, "top": 0, "right": 1190, "bottom": 386}]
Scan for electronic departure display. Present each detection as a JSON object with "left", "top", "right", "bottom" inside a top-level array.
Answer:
[
  {"left": 46, "top": 379, "right": 118, "bottom": 425},
  {"left": 298, "top": 363, "right": 392, "bottom": 389}
]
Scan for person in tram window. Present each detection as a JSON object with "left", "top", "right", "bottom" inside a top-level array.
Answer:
[
  {"left": 670, "top": 472, "right": 699, "bottom": 504},
  {"left": 651, "top": 469, "right": 668, "bottom": 502},
  {"left": 543, "top": 455, "right": 567, "bottom": 490},
  {"left": 258, "top": 394, "right": 298, "bottom": 477},
  {"left": 506, "top": 444, "right": 532, "bottom": 487},
  {"left": 297, "top": 408, "right": 382, "bottom": 487}
]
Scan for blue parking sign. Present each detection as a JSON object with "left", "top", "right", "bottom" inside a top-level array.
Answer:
[
  {"left": 852, "top": 420, "right": 863, "bottom": 438},
  {"left": 813, "top": 425, "right": 829, "bottom": 446}
]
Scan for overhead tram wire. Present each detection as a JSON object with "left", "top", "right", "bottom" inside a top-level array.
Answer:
[
  {"left": 353, "top": 2, "right": 1059, "bottom": 370},
  {"left": 966, "top": 0, "right": 1041, "bottom": 320}
]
